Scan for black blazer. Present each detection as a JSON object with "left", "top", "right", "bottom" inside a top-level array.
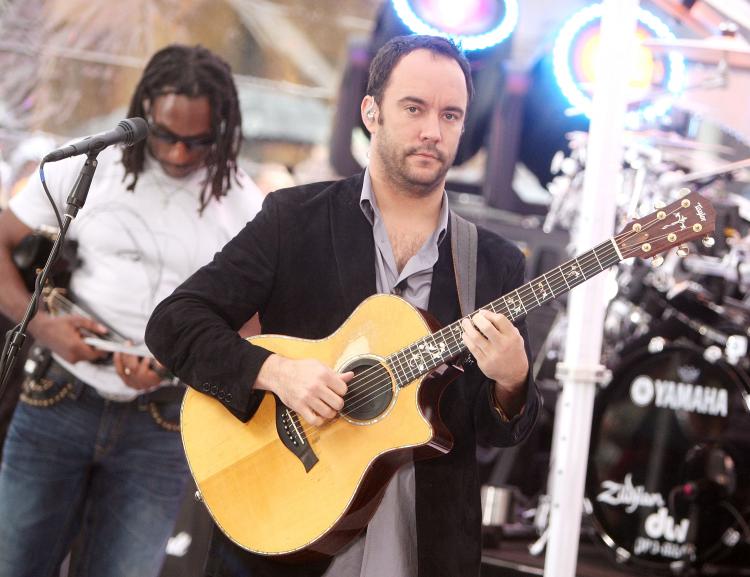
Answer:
[{"left": 146, "top": 173, "right": 541, "bottom": 577}]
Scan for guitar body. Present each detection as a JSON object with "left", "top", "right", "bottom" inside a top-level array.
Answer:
[{"left": 181, "top": 294, "right": 456, "bottom": 559}]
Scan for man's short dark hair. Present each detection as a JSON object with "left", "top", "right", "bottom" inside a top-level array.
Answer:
[
  {"left": 121, "top": 44, "right": 242, "bottom": 212},
  {"left": 366, "top": 35, "right": 474, "bottom": 107}
]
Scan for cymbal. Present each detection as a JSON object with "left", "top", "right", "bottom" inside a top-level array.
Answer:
[
  {"left": 565, "top": 129, "right": 734, "bottom": 155},
  {"left": 642, "top": 36, "right": 750, "bottom": 69},
  {"left": 628, "top": 129, "right": 735, "bottom": 155},
  {"left": 667, "top": 156, "right": 750, "bottom": 185}
]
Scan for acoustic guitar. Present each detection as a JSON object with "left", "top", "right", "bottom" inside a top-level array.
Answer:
[{"left": 181, "top": 192, "right": 716, "bottom": 559}]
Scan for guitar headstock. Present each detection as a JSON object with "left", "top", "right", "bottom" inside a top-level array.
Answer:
[{"left": 615, "top": 190, "right": 716, "bottom": 260}]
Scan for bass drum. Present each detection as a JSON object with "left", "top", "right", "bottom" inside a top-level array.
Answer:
[{"left": 587, "top": 344, "right": 750, "bottom": 574}]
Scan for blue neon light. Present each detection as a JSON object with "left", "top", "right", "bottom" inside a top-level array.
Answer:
[
  {"left": 552, "top": 3, "right": 686, "bottom": 120},
  {"left": 391, "top": 0, "right": 518, "bottom": 52}
]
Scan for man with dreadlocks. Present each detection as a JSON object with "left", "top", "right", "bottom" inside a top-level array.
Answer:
[{"left": 0, "top": 44, "right": 263, "bottom": 577}]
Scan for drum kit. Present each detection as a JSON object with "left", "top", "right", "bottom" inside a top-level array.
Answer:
[{"left": 538, "top": 30, "right": 750, "bottom": 576}]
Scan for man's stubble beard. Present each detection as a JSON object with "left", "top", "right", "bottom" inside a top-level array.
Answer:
[{"left": 373, "top": 118, "right": 457, "bottom": 199}]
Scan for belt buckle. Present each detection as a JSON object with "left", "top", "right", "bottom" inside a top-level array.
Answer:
[{"left": 95, "top": 389, "right": 134, "bottom": 403}]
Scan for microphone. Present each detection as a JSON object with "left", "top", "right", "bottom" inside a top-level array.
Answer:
[{"left": 43, "top": 117, "right": 148, "bottom": 162}]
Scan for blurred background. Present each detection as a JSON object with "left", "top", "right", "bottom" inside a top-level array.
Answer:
[{"left": 2, "top": 0, "right": 747, "bottom": 206}]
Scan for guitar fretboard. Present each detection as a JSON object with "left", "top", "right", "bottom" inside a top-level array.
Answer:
[{"left": 384, "top": 238, "right": 622, "bottom": 387}]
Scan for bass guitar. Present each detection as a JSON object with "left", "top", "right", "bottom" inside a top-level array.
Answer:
[{"left": 181, "top": 192, "right": 716, "bottom": 559}]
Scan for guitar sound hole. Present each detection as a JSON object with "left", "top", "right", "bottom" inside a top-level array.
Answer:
[{"left": 341, "top": 357, "right": 393, "bottom": 422}]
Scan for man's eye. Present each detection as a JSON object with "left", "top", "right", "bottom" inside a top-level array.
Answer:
[{"left": 406, "top": 106, "right": 419, "bottom": 114}]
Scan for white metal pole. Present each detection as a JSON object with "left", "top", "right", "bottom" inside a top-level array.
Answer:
[{"left": 543, "top": 2, "right": 640, "bottom": 577}]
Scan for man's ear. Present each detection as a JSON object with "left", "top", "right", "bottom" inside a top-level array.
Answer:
[{"left": 361, "top": 96, "right": 377, "bottom": 132}]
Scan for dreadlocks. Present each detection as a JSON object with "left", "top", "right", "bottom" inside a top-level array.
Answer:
[{"left": 122, "top": 44, "right": 242, "bottom": 213}]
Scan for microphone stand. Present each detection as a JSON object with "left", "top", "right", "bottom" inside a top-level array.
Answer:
[{"left": 0, "top": 150, "right": 100, "bottom": 400}]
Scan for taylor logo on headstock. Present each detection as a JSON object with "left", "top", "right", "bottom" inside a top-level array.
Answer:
[
  {"left": 694, "top": 202, "right": 707, "bottom": 222},
  {"left": 661, "top": 212, "right": 687, "bottom": 231}
]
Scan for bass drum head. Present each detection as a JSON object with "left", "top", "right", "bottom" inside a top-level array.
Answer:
[{"left": 587, "top": 344, "right": 750, "bottom": 573}]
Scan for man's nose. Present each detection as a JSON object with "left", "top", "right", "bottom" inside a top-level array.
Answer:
[
  {"left": 166, "top": 141, "right": 191, "bottom": 163},
  {"left": 419, "top": 112, "right": 442, "bottom": 142}
]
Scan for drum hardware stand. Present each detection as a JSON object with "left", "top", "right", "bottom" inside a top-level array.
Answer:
[
  {"left": 724, "top": 335, "right": 747, "bottom": 365},
  {"left": 555, "top": 363, "right": 612, "bottom": 388}
]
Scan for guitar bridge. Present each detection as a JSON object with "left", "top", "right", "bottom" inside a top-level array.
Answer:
[{"left": 275, "top": 399, "right": 318, "bottom": 472}]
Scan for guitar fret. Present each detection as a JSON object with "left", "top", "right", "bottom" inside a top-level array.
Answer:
[
  {"left": 448, "top": 323, "right": 464, "bottom": 355},
  {"left": 559, "top": 264, "right": 571, "bottom": 290},
  {"left": 520, "top": 289, "right": 535, "bottom": 314},
  {"left": 534, "top": 274, "right": 554, "bottom": 303},
  {"left": 610, "top": 237, "right": 624, "bottom": 261},
  {"left": 602, "top": 242, "right": 621, "bottom": 267},
  {"left": 405, "top": 348, "right": 419, "bottom": 382},
  {"left": 582, "top": 249, "right": 603, "bottom": 277},
  {"left": 575, "top": 257, "right": 588, "bottom": 280},
  {"left": 591, "top": 245, "right": 604, "bottom": 270},
  {"left": 395, "top": 351, "right": 413, "bottom": 386},
  {"left": 497, "top": 297, "right": 514, "bottom": 320},
  {"left": 509, "top": 289, "right": 526, "bottom": 320},
  {"left": 528, "top": 282, "right": 541, "bottom": 307}
]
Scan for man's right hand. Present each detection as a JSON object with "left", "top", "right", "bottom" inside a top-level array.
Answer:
[
  {"left": 255, "top": 354, "right": 353, "bottom": 427},
  {"left": 29, "top": 313, "right": 110, "bottom": 364}
]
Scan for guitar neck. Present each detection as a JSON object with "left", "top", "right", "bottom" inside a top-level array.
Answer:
[
  {"left": 386, "top": 238, "right": 622, "bottom": 386},
  {"left": 44, "top": 289, "right": 125, "bottom": 343}
]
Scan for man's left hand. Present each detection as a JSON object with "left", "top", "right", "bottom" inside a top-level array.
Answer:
[{"left": 460, "top": 310, "right": 529, "bottom": 399}]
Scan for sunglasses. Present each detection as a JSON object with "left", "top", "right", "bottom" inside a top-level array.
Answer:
[{"left": 148, "top": 124, "right": 215, "bottom": 151}]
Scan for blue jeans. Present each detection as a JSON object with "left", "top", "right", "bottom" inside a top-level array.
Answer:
[{"left": 0, "top": 371, "right": 190, "bottom": 577}]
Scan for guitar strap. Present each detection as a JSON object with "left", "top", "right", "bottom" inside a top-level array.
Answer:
[{"left": 449, "top": 210, "right": 477, "bottom": 318}]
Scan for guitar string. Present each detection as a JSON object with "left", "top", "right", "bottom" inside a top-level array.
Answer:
[
  {"left": 291, "top": 247, "right": 614, "bottom": 436},
  {"left": 280, "top": 203, "right": 703, "bottom": 435},
  {"left": 293, "top": 216, "right": 697, "bottom": 437},
  {"left": 312, "top": 198, "right": 702, "bottom": 423},
  {"left": 295, "top": 250, "right": 620, "bottom": 437},
  {"left": 341, "top": 198, "right": 695, "bottom": 403},
  {"left": 327, "top": 213, "right": 687, "bottom": 421},
  {"left": 341, "top": 240, "right": 617, "bottom": 405},
  {"left": 333, "top": 249, "right": 621, "bottom": 420}
]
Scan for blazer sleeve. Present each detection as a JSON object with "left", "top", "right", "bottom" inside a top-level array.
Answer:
[
  {"left": 472, "top": 248, "right": 541, "bottom": 448},
  {"left": 145, "top": 193, "right": 281, "bottom": 422}
]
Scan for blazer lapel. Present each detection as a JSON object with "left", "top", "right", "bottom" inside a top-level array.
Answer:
[{"left": 330, "top": 174, "right": 377, "bottom": 315}]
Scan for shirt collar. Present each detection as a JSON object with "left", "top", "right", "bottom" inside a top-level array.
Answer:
[{"left": 359, "top": 166, "right": 449, "bottom": 245}]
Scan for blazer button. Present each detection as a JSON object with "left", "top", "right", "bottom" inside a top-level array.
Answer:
[
  {"left": 225, "top": 393, "right": 232, "bottom": 403},
  {"left": 210, "top": 385, "right": 218, "bottom": 395},
  {"left": 218, "top": 390, "right": 225, "bottom": 400},
  {"left": 201, "top": 382, "right": 210, "bottom": 392}
]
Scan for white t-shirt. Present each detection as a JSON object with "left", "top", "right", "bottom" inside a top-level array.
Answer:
[{"left": 10, "top": 146, "right": 264, "bottom": 400}]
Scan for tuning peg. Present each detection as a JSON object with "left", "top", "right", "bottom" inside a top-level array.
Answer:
[
  {"left": 653, "top": 200, "right": 666, "bottom": 209},
  {"left": 651, "top": 255, "right": 664, "bottom": 268},
  {"left": 678, "top": 187, "right": 691, "bottom": 197},
  {"left": 702, "top": 236, "right": 715, "bottom": 248},
  {"left": 676, "top": 244, "right": 690, "bottom": 257}
]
